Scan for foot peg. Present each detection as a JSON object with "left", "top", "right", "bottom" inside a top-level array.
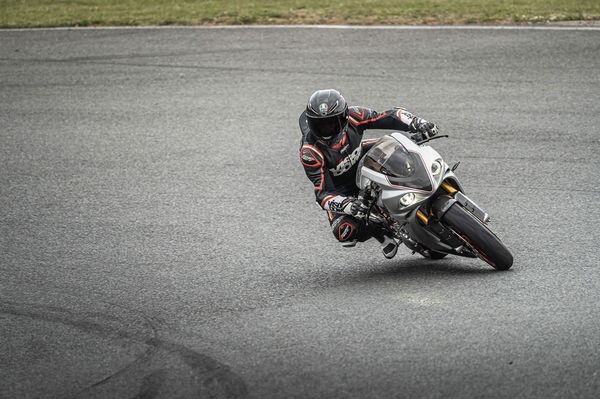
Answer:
[{"left": 381, "top": 236, "right": 399, "bottom": 259}]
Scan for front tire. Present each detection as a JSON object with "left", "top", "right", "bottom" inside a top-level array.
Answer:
[{"left": 442, "top": 203, "right": 513, "bottom": 270}]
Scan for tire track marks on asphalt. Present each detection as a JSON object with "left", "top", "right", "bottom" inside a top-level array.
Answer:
[{"left": 0, "top": 299, "right": 248, "bottom": 398}]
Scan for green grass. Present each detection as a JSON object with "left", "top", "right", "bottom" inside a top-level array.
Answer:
[{"left": 1, "top": 0, "right": 599, "bottom": 28}]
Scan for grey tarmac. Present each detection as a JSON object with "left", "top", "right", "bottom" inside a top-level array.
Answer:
[{"left": 1, "top": 26, "right": 599, "bottom": 398}]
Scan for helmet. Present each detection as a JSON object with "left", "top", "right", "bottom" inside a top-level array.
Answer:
[{"left": 306, "top": 89, "right": 348, "bottom": 142}]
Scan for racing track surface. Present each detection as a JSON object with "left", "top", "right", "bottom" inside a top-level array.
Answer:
[{"left": 1, "top": 26, "right": 599, "bottom": 398}]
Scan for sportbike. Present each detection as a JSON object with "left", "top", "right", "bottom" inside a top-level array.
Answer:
[{"left": 356, "top": 132, "right": 513, "bottom": 270}]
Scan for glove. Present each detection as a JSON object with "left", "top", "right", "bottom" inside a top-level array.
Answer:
[
  {"left": 411, "top": 118, "right": 439, "bottom": 139},
  {"left": 344, "top": 197, "right": 369, "bottom": 219}
]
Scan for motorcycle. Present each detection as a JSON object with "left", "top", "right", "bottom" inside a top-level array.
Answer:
[{"left": 356, "top": 132, "right": 513, "bottom": 270}]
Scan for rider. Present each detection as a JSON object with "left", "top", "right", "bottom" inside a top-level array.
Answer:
[{"left": 299, "top": 89, "right": 439, "bottom": 258}]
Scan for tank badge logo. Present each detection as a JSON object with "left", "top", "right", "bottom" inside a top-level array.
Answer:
[{"left": 319, "top": 103, "right": 328, "bottom": 114}]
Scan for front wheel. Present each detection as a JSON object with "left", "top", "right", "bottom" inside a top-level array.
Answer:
[{"left": 442, "top": 203, "right": 513, "bottom": 270}]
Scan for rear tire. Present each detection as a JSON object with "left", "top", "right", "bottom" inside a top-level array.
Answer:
[{"left": 442, "top": 203, "right": 513, "bottom": 270}]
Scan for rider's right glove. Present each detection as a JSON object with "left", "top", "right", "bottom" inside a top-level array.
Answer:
[{"left": 343, "top": 197, "right": 369, "bottom": 219}]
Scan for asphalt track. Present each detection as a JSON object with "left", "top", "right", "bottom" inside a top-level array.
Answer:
[{"left": 1, "top": 26, "right": 599, "bottom": 399}]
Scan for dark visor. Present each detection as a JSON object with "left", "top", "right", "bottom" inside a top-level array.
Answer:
[{"left": 307, "top": 114, "right": 346, "bottom": 139}]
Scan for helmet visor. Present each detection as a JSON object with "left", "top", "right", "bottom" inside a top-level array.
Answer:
[{"left": 307, "top": 114, "right": 347, "bottom": 139}]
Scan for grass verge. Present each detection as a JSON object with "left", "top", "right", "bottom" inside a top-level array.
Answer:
[{"left": 1, "top": 0, "right": 599, "bottom": 28}]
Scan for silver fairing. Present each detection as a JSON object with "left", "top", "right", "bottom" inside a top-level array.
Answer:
[{"left": 357, "top": 133, "right": 459, "bottom": 219}]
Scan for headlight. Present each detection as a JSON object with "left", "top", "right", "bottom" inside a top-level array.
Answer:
[
  {"left": 431, "top": 160, "right": 442, "bottom": 176},
  {"left": 399, "top": 192, "right": 416, "bottom": 207}
]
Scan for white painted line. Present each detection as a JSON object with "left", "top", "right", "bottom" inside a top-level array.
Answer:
[
  {"left": 1, "top": 24, "right": 599, "bottom": 32},
  {"left": 191, "top": 24, "right": 600, "bottom": 31}
]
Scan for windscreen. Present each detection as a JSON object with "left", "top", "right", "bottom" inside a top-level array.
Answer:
[{"left": 362, "top": 136, "right": 433, "bottom": 191}]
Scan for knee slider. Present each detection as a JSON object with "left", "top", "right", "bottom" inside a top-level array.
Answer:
[{"left": 331, "top": 216, "right": 362, "bottom": 243}]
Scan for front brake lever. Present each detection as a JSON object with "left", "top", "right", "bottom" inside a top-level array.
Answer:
[{"left": 415, "top": 134, "right": 449, "bottom": 145}]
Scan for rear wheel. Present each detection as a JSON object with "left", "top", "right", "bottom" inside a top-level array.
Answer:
[{"left": 442, "top": 203, "right": 513, "bottom": 270}]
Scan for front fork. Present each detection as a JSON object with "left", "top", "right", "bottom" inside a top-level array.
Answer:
[
  {"left": 410, "top": 180, "right": 492, "bottom": 256},
  {"left": 415, "top": 181, "right": 458, "bottom": 225},
  {"left": 418, "top": 180, "right": 490, "bottom": 226}
]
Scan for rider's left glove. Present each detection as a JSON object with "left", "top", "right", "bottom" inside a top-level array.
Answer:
[{"left": 411, "top": 118, "right": 439, "bottom": 139}]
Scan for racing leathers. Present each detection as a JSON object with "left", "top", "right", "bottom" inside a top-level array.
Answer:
[{"left": 299, "top": 106, "right": 433, "bottom": 245}]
